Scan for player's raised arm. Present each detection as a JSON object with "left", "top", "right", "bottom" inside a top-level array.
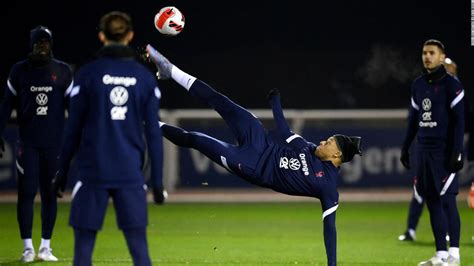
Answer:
[{"left": 267, "top": 88, "right": 312, "bottom": 151}]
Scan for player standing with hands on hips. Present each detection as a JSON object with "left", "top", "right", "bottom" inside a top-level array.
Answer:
[
  {"left": 400, "top": 39, "right": 464, "bottom": 266},
  {"left": 52, "top": 11, "right": 165, "bottom": 266},
  {"left": 0, "top": 26, "right": 73, "bottom": 262}
]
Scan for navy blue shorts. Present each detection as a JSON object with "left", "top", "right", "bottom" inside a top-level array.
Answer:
[
  {"left": 415, "top": 149, "right": 459, "bottom": 198},
  {"left": 69, "top": 182, "right": 148, "bottom": 230}
]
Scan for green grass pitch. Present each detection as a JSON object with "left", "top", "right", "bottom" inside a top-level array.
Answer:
[{"left": 0, "top": 202, "right": 472, "bottom": 265}]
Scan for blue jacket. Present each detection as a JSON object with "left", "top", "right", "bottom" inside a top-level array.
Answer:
[
  {"left": 403, "top": 65, "right": 465, "bottom": 153},
  {"left": 260, "top": 94, "right": 340, "bottom": 210},
  {"left": 0, "top": 57, "right": 73, "bottom": 148},
  {"left": 59, "top": 45, "right": 163, "bottom": 189}
]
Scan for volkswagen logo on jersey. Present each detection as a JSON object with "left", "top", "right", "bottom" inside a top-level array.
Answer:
[
  {"left": 110, "top": 86, "right": 128, "bottom": 120},
  {"left": 36, "top": 93, "right": 49, "bottom": 115},
  {"left": 36, "top": 93, "right": 48, "bottom": 106},
  {"left": 288, "top": 158, "right": 301, "bottom": 170},
  {"left": 110, "top": 86, "right": 129, "bottom": 106},
  {"left": 422, "top": 98, "right": 431, "bottom": 111}
]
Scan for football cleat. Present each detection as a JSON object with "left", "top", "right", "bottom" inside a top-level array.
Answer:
[
  {"left": 20, "top": 248, "right": 35, "bottom": 262},
  {"left": 418, "top": 255, "right": 447, "bottom": 266},
  {"left": 446, "top": 255, "right": 460, "bottom": 266},
  {"left": 145, "top": 44, "right": 173, "bottom": 80},
  {"left": 398, "top": 230, "right": 416, "bottom": 241},
  {"left": 37, "top": 247, "right": 58, "bottom": 261}
]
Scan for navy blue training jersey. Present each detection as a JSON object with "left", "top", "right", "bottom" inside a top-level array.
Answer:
[
  {"left": 0, "top": 59, "right": 73, "bottom": 148},
  {"left": 59, "top": 45, "right": 163, "bottom": 188},
  {"left": 258, "top": 95, "right": 340, "bottom": 212},
  {"left": 403, "top": 66, "right": 465, "bottom": 152},
  {"left": 257, "top": 136, "right": 339, "bottom": 209}
]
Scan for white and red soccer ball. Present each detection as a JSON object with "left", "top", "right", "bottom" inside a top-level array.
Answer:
[{"left": 154, "top": 6, "right": 185, "bottom": 36}]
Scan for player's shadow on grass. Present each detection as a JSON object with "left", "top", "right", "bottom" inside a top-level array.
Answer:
[
  {"left": 403, "top": 240, "right": 474, "bottom": 247},
  {"left": 402, "top": 240, "right": 434, "bottom": 247},
  {"left": 0, "top": 260, "right": 68, "bottom": 265}
]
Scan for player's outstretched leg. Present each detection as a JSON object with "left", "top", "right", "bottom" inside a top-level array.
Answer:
[
  {"left": 160, "top": 122, "right": 239, "bottom": 172},
  {"left": 159, "top": 122, "right": 263, "bottom": 185},
  {"left": 146, "top": 44, "right": 266, "bottom": 147}
]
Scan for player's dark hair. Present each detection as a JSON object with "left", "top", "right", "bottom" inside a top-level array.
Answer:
[
  {"left": 99, "top": 11, "right": 133, "bottom": 42},
  {"left": 423, "top": 39, "right": 445, "bottom": 54}
]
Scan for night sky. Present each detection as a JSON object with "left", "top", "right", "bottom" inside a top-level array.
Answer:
[{"left": 2, "top": 0, "right": 472, "bottom": 108}]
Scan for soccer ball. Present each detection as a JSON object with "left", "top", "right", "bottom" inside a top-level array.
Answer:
[{"left": 154, "top": 6, "right": 185, "bottom": 36}]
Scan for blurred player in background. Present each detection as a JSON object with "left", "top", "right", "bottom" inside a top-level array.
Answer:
[
  {"left": 52, "top": 12, "right": 164, "bottom": 266},
  {"left": 0, "top": 26, "right": 73, "bottom": 262},
  {"left": 146, "top": 44, "right": 362, "bottom": 266},
  {"left": 398, "top": 57, "right": 459, "bottom": 243},
  {"left": 400, "top": 40, "right": 464, "bottom": 266}
]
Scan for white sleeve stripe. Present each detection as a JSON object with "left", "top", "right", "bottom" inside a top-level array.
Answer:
[
  {"left": 64, "top": 80, "right": 74, "bottom": 97},
  {"left": 322, "top": 204, "right": 338, "bottom": 221},
  {"left": 286, "top": 134, "right": 301, "bottom": 143},
  {"left": 7, "top": 80, "right": 17, "bottom": 96},
  {"left": 70, "top": 85, "right": 80, "bottom": 98},
  {"left": 440, "top": 173, "right": 456, "bottom": 196},
  {"left": 411, "top": 97, "right": 419, "bottom": 110},
  {"left": 450, "top": 90, "right": 464, "bottom": 109},
  {"left": 154, "top": 87, "right": 161, "bottom": 99}
]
